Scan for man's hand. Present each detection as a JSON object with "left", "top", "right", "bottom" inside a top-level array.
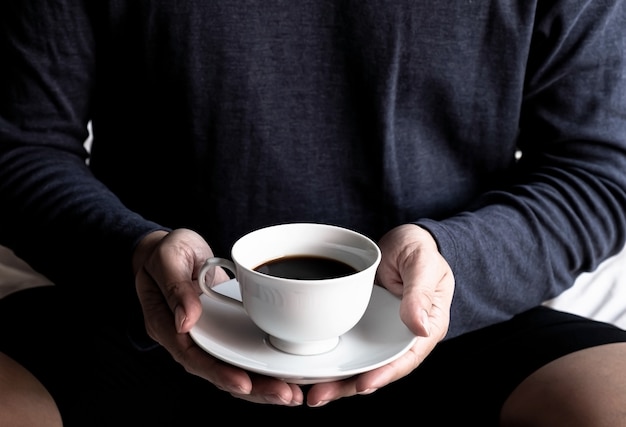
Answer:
[
  {"left": 131, "top": 224, "right": 453, "bottom": 408},
  {"left": 132, "top": 228, "right": 305, "bottom": 405},
  {"left": 304, "top": 224, "right": 454, "bottom": 407}
]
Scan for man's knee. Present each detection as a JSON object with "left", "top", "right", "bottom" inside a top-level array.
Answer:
[
  {"left": 0, "top": 352, "right": 63, "bottom": 427},
  {"left": 500, "top": 342, "right": 626, "bottom": 427}
]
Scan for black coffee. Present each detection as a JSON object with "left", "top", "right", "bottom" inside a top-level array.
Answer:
[{"left": 254, "top": 255, "right": 357, "bottom": 280}]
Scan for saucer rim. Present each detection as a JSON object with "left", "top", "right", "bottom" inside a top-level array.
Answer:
[{"left": 189, "top": 282, "right": 417, "bottom": 384}]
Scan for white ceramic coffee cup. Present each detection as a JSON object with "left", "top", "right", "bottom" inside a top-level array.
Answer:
[{"left": 198, "top": 223, "right": 381, "bottom": 355}]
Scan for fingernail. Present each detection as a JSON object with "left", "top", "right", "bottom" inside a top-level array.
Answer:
[
  {"left": 265, "top": 394, "right": 290, "bottom": 405},
  {"left": 357, "top": 388, "right": 377, "bottom": 395},
  {"left": 175, "top": 305, "right": 187, "bottom": 332},
  {"left": 309, "top": 400, "right": 329, "bottom": 408},
  {"left": 225, "top": 384, "right": 251, "bottom": 395}
]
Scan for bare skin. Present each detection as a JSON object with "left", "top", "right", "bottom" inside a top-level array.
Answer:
[
  {"left": 500, "top": 342, "right": 626, "bottom": 427},
  {"left": 0, "top": 352, "right": 63, "bottom": 427}
]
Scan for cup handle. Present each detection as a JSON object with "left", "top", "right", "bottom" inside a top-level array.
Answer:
[{"left": 198, "top": 257, "right": 242, "bottom": 307}]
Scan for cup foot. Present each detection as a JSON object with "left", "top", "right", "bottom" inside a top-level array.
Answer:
[{"left": 268, "top": 336, "right": 339, "bottom": 355}]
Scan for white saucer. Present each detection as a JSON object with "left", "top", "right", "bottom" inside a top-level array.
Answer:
[{"left": 190, "top": 279, "right": 417, "bottom": 384}]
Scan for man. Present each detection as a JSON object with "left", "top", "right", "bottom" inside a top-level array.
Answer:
[{"left": 1, "top": 1, "right": 626, "bottom": 425}]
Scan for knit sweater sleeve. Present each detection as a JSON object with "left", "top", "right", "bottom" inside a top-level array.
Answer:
[
  {"left": 418, "top": 1, "right": 626, "bottom": 338},
  {"left": 0, "top": 0, "right": 164, "bottom": 290}
]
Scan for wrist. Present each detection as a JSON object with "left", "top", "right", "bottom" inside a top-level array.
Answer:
[{"left": 132, "top": 229, "right": 169, "bottom": 275}]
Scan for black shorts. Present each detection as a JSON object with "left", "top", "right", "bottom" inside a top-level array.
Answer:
[{"left": 1, "top": 285, "right": 625, "bottom": 426}]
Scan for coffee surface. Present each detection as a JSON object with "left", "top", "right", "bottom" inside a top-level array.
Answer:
[{"left": 254, "top": 255, "right": 357, "bottom": 280}]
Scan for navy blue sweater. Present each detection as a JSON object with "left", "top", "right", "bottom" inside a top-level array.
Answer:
[{"left": 1, "top": 0, "right": 626, "bottom": 338}]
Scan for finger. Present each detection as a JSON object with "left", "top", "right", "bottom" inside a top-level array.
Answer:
[
  {"left": 141, "top": 229, "right": 213, "bottom": 332},
  {"left": 305, "top": 377, "right": 360, "bottom": 407},
  {"left": 136, "top": 269, "right": 255, "bottom": 395},
  {"left": 306, "top": 334, "right": 432, "bottom": 406},
  {"left": 304, "top": 364, "right": 406, "bottom": 406},
  {"left": 230, "top": 376, "right": 304, "bottom": 406},
  {"left": 135, "top": 266, "right": 195, "bottom": 345}
]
